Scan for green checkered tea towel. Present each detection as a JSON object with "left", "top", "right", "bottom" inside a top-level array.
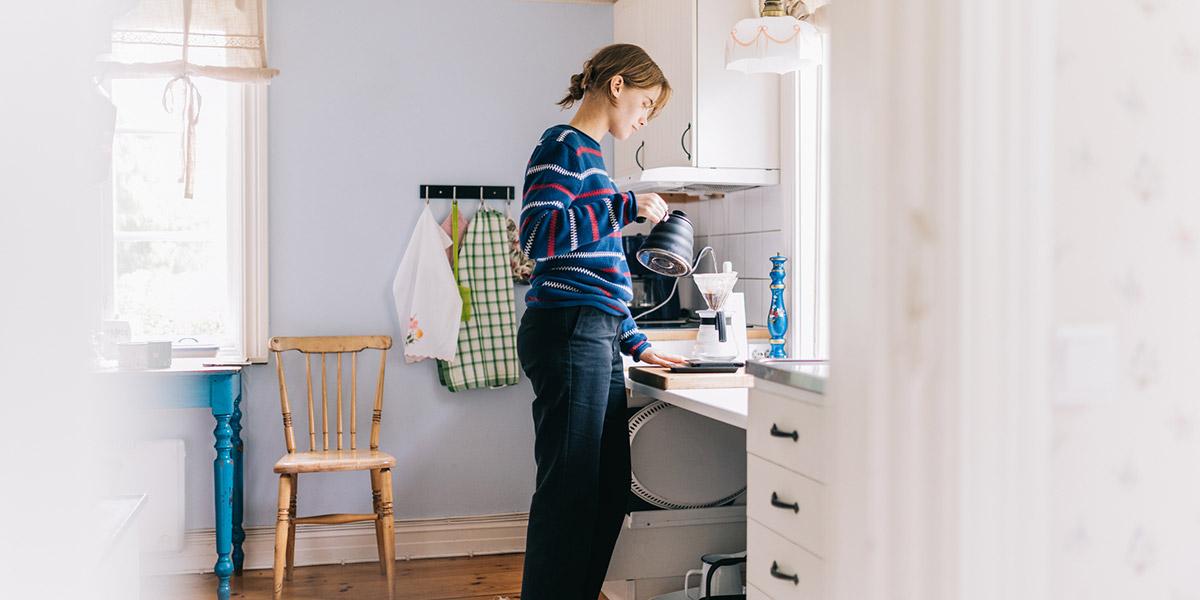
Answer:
[{"left": 437, "top": 208, "right": 520, "bottom": 391}]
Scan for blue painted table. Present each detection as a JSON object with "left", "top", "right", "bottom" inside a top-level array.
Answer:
[{"left": 102, "top": 364, "right": 245, "bottom": 600}]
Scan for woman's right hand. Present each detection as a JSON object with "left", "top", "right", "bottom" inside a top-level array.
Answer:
[{"left": 636, "top": 192, "right": 670, "bottom": 223}]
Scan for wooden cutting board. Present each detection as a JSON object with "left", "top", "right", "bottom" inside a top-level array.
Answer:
[{"left": 627, "top": 366, "right": 755, "bottom": 390}]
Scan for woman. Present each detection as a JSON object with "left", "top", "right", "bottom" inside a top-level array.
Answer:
[{"left": 516, "top": 43, "right": 688, "bottom": 599}]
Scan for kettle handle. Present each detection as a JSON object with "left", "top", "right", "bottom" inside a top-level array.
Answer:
[{"left": 715, "top": 310, "right": 726, "bottom": 343}]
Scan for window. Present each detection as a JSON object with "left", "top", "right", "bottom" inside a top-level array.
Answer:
[
  {"left": 103, "top": 77, "right": 268, "bottom": 361},
  {"left": 783, "top": 39, "right": 831, "bottom": 360}
]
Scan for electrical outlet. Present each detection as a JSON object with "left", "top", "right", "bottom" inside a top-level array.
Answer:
[{"left": 1052, "top": 324, "right": 1117, "bottom": 406}]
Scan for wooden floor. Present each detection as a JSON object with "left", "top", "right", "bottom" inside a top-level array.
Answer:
[{"left": 140, "top": 553, "right": 609, "bottom": 600}]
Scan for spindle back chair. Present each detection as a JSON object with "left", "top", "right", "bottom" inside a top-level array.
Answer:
[{"left": 268, "top": 335, "right": 395, "bottom": 600}]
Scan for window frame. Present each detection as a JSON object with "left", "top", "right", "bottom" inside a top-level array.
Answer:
[
  {"left": 780, "top": 43, "right": 831, "bottom": 360},
  {"left": 100, "top": 80, "right": 269, "bottom": 363},
  {"left": 238, "top": 82, "right": 270, "bottom": 363}
]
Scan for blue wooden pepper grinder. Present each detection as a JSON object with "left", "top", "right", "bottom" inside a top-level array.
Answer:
[{"left": 767, "top": 255, "right": 788, "bottom": 358}]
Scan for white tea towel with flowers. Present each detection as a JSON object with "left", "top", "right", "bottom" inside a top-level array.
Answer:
[{"left": 393, "top": 205, "right": 463, "bottom": 363}]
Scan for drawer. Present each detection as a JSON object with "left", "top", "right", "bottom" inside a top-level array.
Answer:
[
  {"left": 747, "top": 388, "right": 827, "bottom": 482},
  {"left": 746, "top": 454, "right": 825, "bottom": 558},
  {"left": 747, "top": 581, "right": 774, "bottom": 600},
  {"left": 747, "top": 519, "right": 823, "bottom": 600}
]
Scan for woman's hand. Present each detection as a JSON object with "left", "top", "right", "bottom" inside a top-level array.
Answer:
[
  {"left": 636, "top": 192, "right": 670, "bottom": 224},
  {"left": 637, "top": 347, "right": 688, "bottom": 368}
]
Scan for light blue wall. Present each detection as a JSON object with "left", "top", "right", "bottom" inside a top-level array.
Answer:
[{"left": 149, "top": 0, "right": 615, "bottom": 530}]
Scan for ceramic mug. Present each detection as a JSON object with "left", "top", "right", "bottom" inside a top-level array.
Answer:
[
  {"left": 117, "top": 341, "right": 149, "bottom": 370},
  {"left": 684, "top": 552, "right": 744, "bottom": 598},
  {"left": 100, "top": 320, "right": 131, "bottom": 360},
  {"left": 146, "top": 340, "right": 172, "bottom": 369}
]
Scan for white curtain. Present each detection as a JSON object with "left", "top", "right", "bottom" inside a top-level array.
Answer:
[
  {"left": 786, "top": 0, "right": 829, "bottom": 28},
  {"left": 99, "top": 0, "right": 279, "bottom": 197}
]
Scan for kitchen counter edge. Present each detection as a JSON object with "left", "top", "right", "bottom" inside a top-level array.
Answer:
[{"left": 746, "top": 359, "right": 828, "bottom": 394}]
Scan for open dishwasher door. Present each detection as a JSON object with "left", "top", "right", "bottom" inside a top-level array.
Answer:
[{"left": 603, "top": 398, "right": 748, "bottom": 600}]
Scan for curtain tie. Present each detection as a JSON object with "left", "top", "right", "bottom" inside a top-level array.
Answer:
[{"left": 162, "top": 73, "right": 203, "bottom": 199}]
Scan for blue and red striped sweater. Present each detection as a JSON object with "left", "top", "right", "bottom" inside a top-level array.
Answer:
[{"left": 520, "top": 124, "right": 650, "bottom": 360}]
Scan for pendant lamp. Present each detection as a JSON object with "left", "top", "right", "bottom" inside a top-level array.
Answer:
[{"left": 725, "top": 0, "right": 823, "bottom": 74}]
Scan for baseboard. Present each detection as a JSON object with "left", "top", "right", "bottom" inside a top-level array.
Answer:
[{"left": 143, "top": 512, "right": 529, "bottom": 574}]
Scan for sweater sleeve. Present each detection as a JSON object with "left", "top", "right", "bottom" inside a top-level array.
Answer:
[
  {"left": 519, "top": 141, "right": 638, "bottom": 260},
  {"left": 619, "top": 315, "right": 650, "bottom": 360}
]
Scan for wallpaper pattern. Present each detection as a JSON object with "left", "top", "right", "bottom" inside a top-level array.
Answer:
[{"left": 1053, "top": 0, "right": 1200, "bottom": 596}]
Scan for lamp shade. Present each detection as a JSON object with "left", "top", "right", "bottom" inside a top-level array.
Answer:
[{"left": 725, "top": 16, "right": 823, "bottom": 74}]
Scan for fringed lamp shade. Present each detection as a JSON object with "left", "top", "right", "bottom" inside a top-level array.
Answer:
[{"left": 725, "top": 2, "right": 823, "bottom": 74}]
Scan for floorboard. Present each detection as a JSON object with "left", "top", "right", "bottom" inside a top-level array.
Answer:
[{"left": 140, "top": 553, "right": 609, "bottom": 600}]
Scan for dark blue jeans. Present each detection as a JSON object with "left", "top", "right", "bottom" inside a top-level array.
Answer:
[{"left": 517, "top": 305, "right": 629, "bottom": 600}]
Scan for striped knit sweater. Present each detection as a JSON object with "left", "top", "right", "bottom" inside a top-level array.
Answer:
[{"left": 520, "top": 124, "right": 650, "bottom": 360}]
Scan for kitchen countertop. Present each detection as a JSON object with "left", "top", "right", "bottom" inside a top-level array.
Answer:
[
  {"left": 624, "top": 378, "right": 749, "bottom": 430},
  {"left": 623, "top": 359, "right": 828, "bottom": 431},
  {"left": 746, "top": 359, "right": 828, "bottom": 394},
  {"left": 642, "top": 328, "right": 770, "bottom": 341}
]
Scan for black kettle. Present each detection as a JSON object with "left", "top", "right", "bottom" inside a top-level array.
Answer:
[{"left": 636, "top": 210, "right": 695, "bottom": 277}]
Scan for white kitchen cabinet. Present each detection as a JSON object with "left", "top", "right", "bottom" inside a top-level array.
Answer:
[
  {"left": 745, "top": 376, "right": 827, "bottom": 599},
  {"left": 613, "top": 0, "right": 779, "bottom": 178}
]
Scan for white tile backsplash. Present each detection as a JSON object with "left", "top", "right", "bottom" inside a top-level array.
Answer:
[
  {"left": 746, "top": 283, "right": 765, "bottom": 327},
  {"left": 675, "top": 185, "right": 791, "bottom": 318},
  {"left": 763, "top": 186, "right": 783, "bottom": 232},
  {"left": 745, "top": 187, "right": 764, "bottom": 233},
  {"left": 745, "top": 232, "right": 765, "bottom": 279},
  {"left": 704, "top": 197, "right": 719, "bottom": 233},
  {"left": 727, "top": 195, "right": 746, "bottom": 233},
  {"left": 708, "top": 236, "right": 726, "bottom": 271},
  {"left": 729, "top": 233, "right": 746, "bottom": 274},
  {"left": 686, "top": 202, "right": 700, "bottom": 237},
  {"left": 764, "top": 230, "right": 783, "bottom": 259}
]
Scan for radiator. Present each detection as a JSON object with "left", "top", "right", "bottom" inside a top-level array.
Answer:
[{"left": 117, "top": 439, "right": 186, "bottom": 553}]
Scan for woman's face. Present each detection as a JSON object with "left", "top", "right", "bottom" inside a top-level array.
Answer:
[{"left": 608, "top": 78, "right": 661, "bottom": 141}]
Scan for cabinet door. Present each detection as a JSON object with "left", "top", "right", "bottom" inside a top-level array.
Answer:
[
  {"left": 695, "top": 0, "right": 780, "bottom": 169},
  {"left": 617, "top": 0, "right": 776, "bottom": 174},
  {"left": 613, "top": 0, "right": 648, "bottom": 179},
  {"left": 747, "top": 520, "right": 824, "bottom": 600},
  {"left": 641, "top": 0, "right": 695, "bottom": 170},
  {"left": 746, "top": 454, "right": 826, "bottom": 558},
  {"left": 747, "top": 387, "right": 828, "bottom": 483}
]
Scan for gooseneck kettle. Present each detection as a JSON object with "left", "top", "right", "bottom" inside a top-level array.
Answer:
[{"left": 636, "top": 210, "right": 704, "bottom": 277}]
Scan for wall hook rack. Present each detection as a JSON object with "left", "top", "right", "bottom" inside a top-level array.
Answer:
[{"left": 419, "top": 185, "right": 514, "bottom": 201}]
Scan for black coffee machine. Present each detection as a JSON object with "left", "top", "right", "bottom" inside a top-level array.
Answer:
[{"left": 623, "top": 233, "right": 682, "bottom": 324}]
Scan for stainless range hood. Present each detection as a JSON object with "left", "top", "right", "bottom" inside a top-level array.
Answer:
[{"left": 615, "top": 167, "right": 779, "bottom": 195}]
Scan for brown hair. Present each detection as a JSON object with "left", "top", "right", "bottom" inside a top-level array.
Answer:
[{"left": 557, "top": 43, "right": 672, "bottom": 120}]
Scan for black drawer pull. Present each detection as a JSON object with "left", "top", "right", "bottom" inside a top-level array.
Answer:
[
  {"left": 770, "top": 423, "right": 799, "bottom": 441},
  {"left": 771, "top": 491, "right": 800, "bottom": 513},
  {"left": 770, "top": 561, "right": 799, "bottom": 585}
]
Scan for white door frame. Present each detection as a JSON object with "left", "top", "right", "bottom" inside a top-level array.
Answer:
[{"left": 826, "top": 0, "right": 1054, "bottom": 599}]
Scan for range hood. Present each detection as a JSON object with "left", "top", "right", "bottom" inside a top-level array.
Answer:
[{"left": 615, "top": 167, "right": 779, "bottom": 195}]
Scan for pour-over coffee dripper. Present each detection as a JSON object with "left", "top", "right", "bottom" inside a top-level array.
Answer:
[
  {"left": 692, "top": 271, "right": 738, "bottom": 360},
  {"left": 692, "top": 272, "right": 738, "bottom": 313}
]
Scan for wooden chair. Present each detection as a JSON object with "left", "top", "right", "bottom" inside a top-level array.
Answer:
[{"left": 268, "top": 336, "right": 396, "bottom": 600}]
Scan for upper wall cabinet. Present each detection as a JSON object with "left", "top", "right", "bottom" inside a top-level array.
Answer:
[{"left": 613, "top": 0, "right": 780, "bottom": 179}]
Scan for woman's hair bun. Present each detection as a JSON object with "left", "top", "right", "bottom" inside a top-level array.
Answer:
[{"left": 556, "top": 43, "right": 672, "bottom": 116}]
